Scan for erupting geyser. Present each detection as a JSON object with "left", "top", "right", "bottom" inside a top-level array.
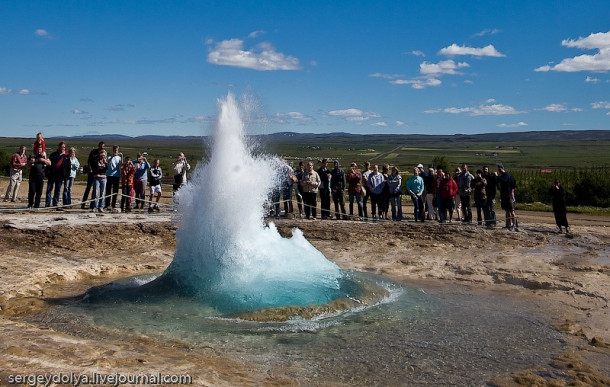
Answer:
[{"left": 159, "top": 93, "right": 359, "bottom": 314}]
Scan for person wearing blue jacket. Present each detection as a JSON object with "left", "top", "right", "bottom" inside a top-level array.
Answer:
[
  {"left": 406, "top": 167, "right": 425, "bottom": 222},
  {"left": 387, "top": 166, "right": 403, "bottom": 221},
  {"left": 133, "top": 153, "right": 151, "bottom": 209}
]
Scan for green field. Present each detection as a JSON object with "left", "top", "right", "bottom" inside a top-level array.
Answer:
[{"left": 2, "top": 130, "right": 609, "bottom": 179}]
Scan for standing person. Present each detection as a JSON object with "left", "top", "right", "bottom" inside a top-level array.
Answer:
[
  {"left": 472, "top": 169, "right": 487, "bottom": 226},
  {"left": 32, "top": 132, "right": 46, "bottom": 158},
  {"left": 381, "top": 164, "right": 391, "bottom": 220},
  {"left": 105, "top": 145, "right": 123, "bottom": 211},
  {"left": 133, "top": 153, "right": 151, "bottom": 209},
  {"left": 550, "top": 179, "right": 570, "bottom": 233},
  {"left": 347, "top": 162, "right": 363, "bottom": 219},
  {"left": 45, "top": 142, "right": 70, "bottom": 209},
  {"left": 424, "top": 167, "right": 437, "bottom": 220},
  {"left": 330, "top": 160, "right": 347, "bottom": 220},
  {"left": 27, "top": 145, "right": 50, "bottom": 209},
  {"left": 62, "top": 147, "right": 80, "bottom": 207},
  {"left": 120, "top": 156, "right": 136, "bottom": 213},
  {"left": 453, "top": 168, "right": 463, "bottom": 221},
  {"left": 439, "top": 171, "right": 458, "bottom": 223},
  {"left": 360, "top": 161, "right": 372, "bottom": 218},
  {"left": 148, "top": 159, "right": 163, "bottom": 212},
  {"left": 387, "top": 166, "right": 403, "bottom": 221},
  {"left": 172, "top": 152, "right": 191, "bottom": 194},
  {"left": 457, "top": 163, "right": 474, "bottom": 223},
  {"left": 92, "top": 150, "right": 108, "bottom": 212},
  {"left": 294, "top": 161, "right": 305, "bottom": 217},
  {"left": 406, "top": 167, "right": 425, "bottom": 222},
  {"left": 81, "top": 141, "right": 105, "bottom": 209},
  {"left": 281, "top": 160, "right": 296, "bottom": 217},
  {"left": 4, "top": 145, "right": 28, "bottom": 202},
  {"left": 317, "top": 159, "right": 331, "bottom": 219},
  {"left": 367, "top": 164, "right": 385, "bottom": 220},
  {"left": 300, "top": 161, "right": 321, "bottom": 219},
  {"left": 482, "top": 166, "right": 497, "bottom": 227},
  {"left": 497, "top": 164, "right": 517, "bottom": 231},
  {"left": 435, "top": 167, "right": 445, "bottom": 222}
]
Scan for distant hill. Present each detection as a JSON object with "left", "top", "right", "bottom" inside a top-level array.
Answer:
[{"left": 33, "top": 129, "right": 610, "bottom": 143}]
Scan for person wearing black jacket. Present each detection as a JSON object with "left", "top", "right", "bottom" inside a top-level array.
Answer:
[
  {"left": 550, "top": 179, "right": 570, "bottom": 233},
  {"left": 482, "top": 165, "right": 497, "bottom": 227},
  {"left": 81, "top": 141, "right": 105, "bottom": 209},
  {"left": 45, "top": 142, "right": 71, "bottom": 209},
  {"left": 27, "top": 144, "right": 50, "bottom": 209},
  {"left": 317, "top": 159, "right": 331, "bottom": 219},
  {"left": 330, "top": 160, "right": 347, "bottom": 220}
]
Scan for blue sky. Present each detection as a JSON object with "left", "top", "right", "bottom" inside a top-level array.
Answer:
[{"left": 1, "top": 1, "right": 609, "bottom": 137}]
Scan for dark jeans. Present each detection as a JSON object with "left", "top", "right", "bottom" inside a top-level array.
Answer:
[
  {"left": 45, "top": 175, "right": 64, "bottom": 207},
  {"left": 302, "top": 192, "right": 317, "bottom": 218},
  {"left": 475, "top": 197, "right": 485, "bottom": 225},
  {"left": 121, "top": 184, "right": 133, "bottom": 211},
  {"left": 82, "top": 172, "right": 95, "bottom": 208},
  {"left": 460, "top": 193, "right": 472, "bottom": 222},
  {"left": 349, "top": 193, "right": 363, "bottom": 217},
  {"left": 484, "top": 198, "right": 496, "bottom": 226},
  {"left": 283, "top": 185, "right": 293, "bottom": 214},
  {"left": 105, "top": 176, "right": 120, "bottom": 209},
  {"left": 28, "top": 174, "right": 44, "bottom": 208},
  {"left": 362, "top": 190, "right": 370, "bottom": 218},
  {"left": 436, "top": 192, "right": 445, "bottom": 221},
  {"left": 369, "top": 192, "right": 383, "bottom": 217},
  {"left": 63, "top": 177, "right": 74, "bottom": 206},
  {"left": 390, "top": 193, "right": 403, "bottom": 221},
  {"left": 320, "top": 189, "right": 331, "bottom": 218},
  {"left": 411, "top": 194, "right": 424, "bottom": 221},
  {"left": 332, "top": 190, "right": 346, "bottom": 219}
]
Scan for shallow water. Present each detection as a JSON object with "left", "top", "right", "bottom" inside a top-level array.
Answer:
[{"left": 29, "top": 273, "right": 566, "bottom": 385}]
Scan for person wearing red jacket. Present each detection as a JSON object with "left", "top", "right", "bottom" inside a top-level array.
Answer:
[
  {"left": 439, "top": 172, "right": 458, "bottom": 223},
  {"left": 4, "top": 145, "right": 27, "bottom": 202}
]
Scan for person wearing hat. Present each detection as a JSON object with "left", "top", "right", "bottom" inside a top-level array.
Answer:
[{"left": 497, "top": 163, "right": 517, "bottom": 231}]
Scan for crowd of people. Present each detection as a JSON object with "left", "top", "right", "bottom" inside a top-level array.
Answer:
[
  {"left": 273, "top": 158, "right": 550, "bottom": 233},
  {"left": 2, "top": 133, "right": 571, "bottom": 233},
  {"left": 1, "top": 132, "right": 191, "bottom": 213}
]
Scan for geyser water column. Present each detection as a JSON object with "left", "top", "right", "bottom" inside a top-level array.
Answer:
[{"left": 161, "top": 94, "right": 347, "bottom": 314}]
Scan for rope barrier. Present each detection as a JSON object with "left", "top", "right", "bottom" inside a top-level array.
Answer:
[{"left": 1, "top": 181, "right": 521, "bottom": 228}]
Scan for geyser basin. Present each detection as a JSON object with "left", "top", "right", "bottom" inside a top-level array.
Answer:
[{"left": 31, "top": 278, "right": 566, "bottom": 385}]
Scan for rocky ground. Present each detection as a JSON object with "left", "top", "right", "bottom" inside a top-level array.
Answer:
[{"left": 0, "top": 205, "right": 608, "bottom": 385}]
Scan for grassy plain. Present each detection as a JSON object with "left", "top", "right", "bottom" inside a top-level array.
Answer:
[{"left": 2, "top": 130, "right": 609, "bottom": 180}]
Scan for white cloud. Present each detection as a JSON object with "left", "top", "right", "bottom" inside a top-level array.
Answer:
[
  {"left": 328, "top": 108, "right": 380, "bottom": 121},
  {"left": 248, "top": 30, "right": 265, "bottom": 39},
  {"left": 34, "top": 29, "right": 53, "bottom": 39},
  {"left": 585, "top": 76, "right": 601, "bottom": 83},
  {"left": 592, "top": 101, "right": 610, "bottom": 109},
  {"left": 395, "top": 121, "right": 405, "bottom": 126},
  {"left": 410, "top": 50, "right": 426, "bottom": 57},
  {"left": 372, "top": 122, "right": 388, "bottom": 127},
  {"left": 369, "top": 72, "right": 404, "bottom": 79},
  {"left": 1, "top": 87, "right": 37, "bottom": 95},
  {"left": 328, "top": 108, "right": 364, "bottom": 117},
  {"left": 498, "top": 122, "right": 528, "bottom": 128},
  {"left": 274, "top": 111, "right": 313, "bottom": 122},
  {"left": 391, "top": 78, "right": 442, "bottom": 89},
  {"left": 438, "top": 43, "right": 505, "bottom": 57},
  {"left": 535, "top": 31, "right": 610, "bottom": 72},
  {"left": 543, "top": 104, "right": 567, "bottom": 112},
  {"left": 420, "top": 60, "right": 470, "bottom": 75},
  {"left": 425, "top": 102, "right": 521, "bottom": 116},
  {"left": 473, "top": 28, "right": 500, "bottom": 38},
  {"left": 207, "top": 39, "right": 300, "bottom": 71}
]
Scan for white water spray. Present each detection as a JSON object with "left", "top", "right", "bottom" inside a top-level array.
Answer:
[{"left": 163, "top": 94, "right": 345, "bottom": 313}]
